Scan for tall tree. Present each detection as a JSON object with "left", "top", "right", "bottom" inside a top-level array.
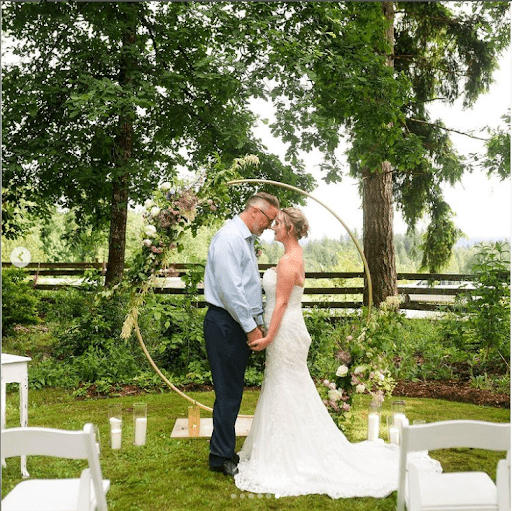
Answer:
[
  {"left": 242, "top": 1, "right": 509, "bottom": 306},
  {"left": 361, "top": 1, "right": 398, "bottom": 306},
  {"left": 2, "top": 2, "right": 313, "bottom": 284}
]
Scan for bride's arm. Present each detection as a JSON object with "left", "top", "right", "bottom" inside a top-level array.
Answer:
[{"left": 249, "top": 256, "right": 297, "bottom": 351}]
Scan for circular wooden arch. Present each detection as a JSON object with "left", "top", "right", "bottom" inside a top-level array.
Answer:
[{"left": 134, "top": 178, "right": 372, "bottom": 417}]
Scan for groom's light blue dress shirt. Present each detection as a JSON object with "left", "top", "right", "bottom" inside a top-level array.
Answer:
[{"left": 204, "top": 216, "right": 263, "bottom": 333}]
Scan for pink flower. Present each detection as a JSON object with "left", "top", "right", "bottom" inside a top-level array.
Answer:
[
  {"left": 328, "top": 400, "right": 340, "bottom": 412},
  {"left": 351, "top": 374, "right": 360, "bottom": 385},
  {"left": 342, "top": 403, "right": 351, "bottom": 412},
  {"left": 335, "top": 350, "right": 351, "bottom": 364},
  {"left": 372, "top": 390, "right": 385, "bottom": 405}
]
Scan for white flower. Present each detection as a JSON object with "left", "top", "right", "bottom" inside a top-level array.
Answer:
[
  {"left": 353, "top": 365, "right": 365, "bottom": 375},
  {"left": 144, "top": 225, "right": 157, "bottom": 237},
  {"left": 377, "top": 372, "right": 385, "bottom": 381},
  {"left": 355, "top": 384, "right": 366, "bottom": 394},
  {"left": 242, "top": 154, "right": 259, "bottom": 166},
  {"left": 142, "top": 239, "right": 152, "bottom": 247},
  {"left": 144, "top": 199, "right": 155, "bottom": 209},
  {"left": 328, "top": 389, "right": 343, "bottom": 402},
  {"left": 150, "top": 206, "right": 161, "bottom": 217},
  {"left": 159, "top": 182, "right": 172, "bottom": 191},
  {"left": 385, "top": 295, "right": 401, "bottom": 308},
  {"left": 336, "top": 365, "right": 349, "bottom": 377}
]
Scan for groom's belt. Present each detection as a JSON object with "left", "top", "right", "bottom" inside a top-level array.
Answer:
[
  {"left": 207, "top": 303, "right": 262, "bottom": 324},
  {"left": 207, "top": 303, "right": 226, "bottom": 313}
]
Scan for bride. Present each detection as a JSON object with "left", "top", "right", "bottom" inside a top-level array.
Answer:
[{"left": 235, "top": 207, "right": 441, "bottom": 498}]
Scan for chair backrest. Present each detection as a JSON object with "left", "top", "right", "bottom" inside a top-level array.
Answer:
[
  {"left": 397, "top": 420, "right": 510, "bottom": 511},
  {"left": 402, "top": 420, "right": 510, "bottom": 453},
  {"left": 1, "top": 423, "right": 107, "bottom": 511}
]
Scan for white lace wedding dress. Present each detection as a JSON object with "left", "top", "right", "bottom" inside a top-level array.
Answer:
[{"left": 234, "top": 268, "right": 441, "bottom": 498}]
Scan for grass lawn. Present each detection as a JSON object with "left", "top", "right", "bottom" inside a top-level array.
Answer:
[{"left": 1, "top": 388, "right": 509, "bottom": 511}]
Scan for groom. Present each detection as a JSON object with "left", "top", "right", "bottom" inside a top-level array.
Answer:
[{"left": 203, "top": 192, "right": 279, "bottom": 476}]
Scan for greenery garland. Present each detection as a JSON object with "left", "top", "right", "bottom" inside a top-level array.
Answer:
[{"left": 120, "top": 156, "right": 263, "bottom": 340}]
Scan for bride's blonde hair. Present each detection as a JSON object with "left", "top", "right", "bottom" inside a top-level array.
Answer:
[{"left": 281, "top": 208, "right": 309, "bottom": 240}]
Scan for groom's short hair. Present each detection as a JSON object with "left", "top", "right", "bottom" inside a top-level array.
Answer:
[{"left": 245, "top": 192, "right": 279, "bottom": 211}]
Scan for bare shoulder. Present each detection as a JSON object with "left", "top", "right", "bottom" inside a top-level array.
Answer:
[
  {"left": 276, "top": 252, "right": 303, "bottom": 278},
  {"left": 277, "top": 252, "right": 301, "bottom": 269}
]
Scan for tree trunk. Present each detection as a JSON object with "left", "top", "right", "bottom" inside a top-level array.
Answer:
[
  {"left": 362, "top": 1, "right": 398, "bottom": 307},
  {"left": 105, "top": 171, "right": 130, "bottom": 286},
  {"left": 104, "top": 12, "right": 137, "bottom": 287},
  {"left": 362, "top": 162, "right": 398, "bottom": 307}
]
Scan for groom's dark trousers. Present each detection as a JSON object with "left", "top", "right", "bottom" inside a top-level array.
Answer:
[{"left": 204, "top": 304, "right": 252, "bottom": 469}]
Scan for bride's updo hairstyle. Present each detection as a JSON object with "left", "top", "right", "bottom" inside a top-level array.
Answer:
[{"left": 281, "top": 207, "right": 310, "bottom": 240}]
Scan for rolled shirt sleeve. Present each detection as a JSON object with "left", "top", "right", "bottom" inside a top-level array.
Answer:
[{"left": 204, "top": 216, "right": 263, "bottom": 333}]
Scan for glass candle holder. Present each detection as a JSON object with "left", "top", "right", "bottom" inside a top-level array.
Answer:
[
  {"left": 387, "top": 415, "right": 400, "bottom": 445},
  {"left": 367, "top": 401, "right": 381, "bottom": 441},
  {"left": 391, "top": 400, "right": 407, "bottom": 430},
  {"left": 133, "top": 403, "right": 147, "bottom": 446},
  {"left": 108, "top": 404, "right": 122, "bottom": 449}
]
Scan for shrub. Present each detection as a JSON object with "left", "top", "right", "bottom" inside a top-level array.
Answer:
[
  {"left": 2, "top": 267, "right": 40, "bottom": 332},
  {"left": 468, "top": 242, "right": 510, "bottom": 363},
  {"left": 441, "top": 241, "right": 510, "bottom": 373}
]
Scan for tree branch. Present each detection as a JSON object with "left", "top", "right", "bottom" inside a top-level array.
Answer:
[{"left": 409, "top": 118, "right": 489, "bottom": 141}]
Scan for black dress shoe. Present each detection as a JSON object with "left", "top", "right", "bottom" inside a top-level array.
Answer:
[{"left": 209, "top": 460, "right": 239, "bottom": 477}]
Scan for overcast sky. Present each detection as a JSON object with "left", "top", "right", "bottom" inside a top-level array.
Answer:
[
  {"left": 3, "top": 23, "right": 509, "bottom": 245},
  {"left": 255, "top": 49, "right": 511, "bottom": 244}
]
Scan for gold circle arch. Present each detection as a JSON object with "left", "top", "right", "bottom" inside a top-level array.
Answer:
[
  {"left": 133, "top": 178, "right": 372, "bottom": 417},
  {"left": 229, "top": 178, "right": 373, "bottom": 311}
]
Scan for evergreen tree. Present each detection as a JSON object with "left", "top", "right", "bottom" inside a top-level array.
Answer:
[{"left": 243, "top": 1, "right": 509, "bottom": 305}]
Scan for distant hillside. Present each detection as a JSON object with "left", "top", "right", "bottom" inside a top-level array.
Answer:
[{"left": 456, "top": 237, "right": 510, "bottom": 247}]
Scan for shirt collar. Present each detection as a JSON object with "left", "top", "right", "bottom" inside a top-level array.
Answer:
[{"left": 234, "top": 215, "right": 254, "bottom": 241}]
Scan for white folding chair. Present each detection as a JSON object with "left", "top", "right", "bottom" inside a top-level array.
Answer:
[
  {"left": 496, "top": 451, "right": 511, "bottom": 511},
  {"left": 1, "top": 423, "right": 110, "bottom": 511},
  {"left": 397, "top": 420, "right": 510, "bottom": 511}
]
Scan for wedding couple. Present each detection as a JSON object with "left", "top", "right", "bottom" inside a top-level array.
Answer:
[{"left": 203, "top": 192, "right": 440, "bottom": 498}]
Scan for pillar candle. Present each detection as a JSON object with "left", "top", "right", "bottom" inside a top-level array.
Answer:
[
  {"left": 109, "top": 417, "right": 122, "bottom": 429},
  {"left": 134, "top": 417, "right": 147, "bottom": 446},
  {"left": 367, "top": 413, "right": 380, "bottom": 441},
  {"left": 110, "top": 429, "right": 122, "bottom": 449},
  {"left": 389, "top": 426, "right": 400, "bottom": 445},
  {"left": 393, "top": 413, "right": 407, "bottom": 429}
]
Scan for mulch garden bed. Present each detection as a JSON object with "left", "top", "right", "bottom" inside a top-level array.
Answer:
[
  {"left": 392, "top": 379, "right": 509, "bottom": 408},
  {"left": 79, "top": 380, "right": 509, "bottom": 409}
]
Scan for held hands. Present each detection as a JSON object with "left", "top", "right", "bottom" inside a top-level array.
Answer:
[{"left": 247, "top": 328, "right": 272, "bottom": 352}]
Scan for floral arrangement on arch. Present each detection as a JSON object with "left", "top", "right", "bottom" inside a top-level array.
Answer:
[
  {"left": 318, "top": 296, "right": 401, "bottom": 429},
  {"left": 121, "top": 155, "right": 260, "bottom": 339}
]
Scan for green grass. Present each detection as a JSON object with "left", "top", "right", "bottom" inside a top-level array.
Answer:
[{"left": 2, "top": 389, "right": 509, "bottom": 511}]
